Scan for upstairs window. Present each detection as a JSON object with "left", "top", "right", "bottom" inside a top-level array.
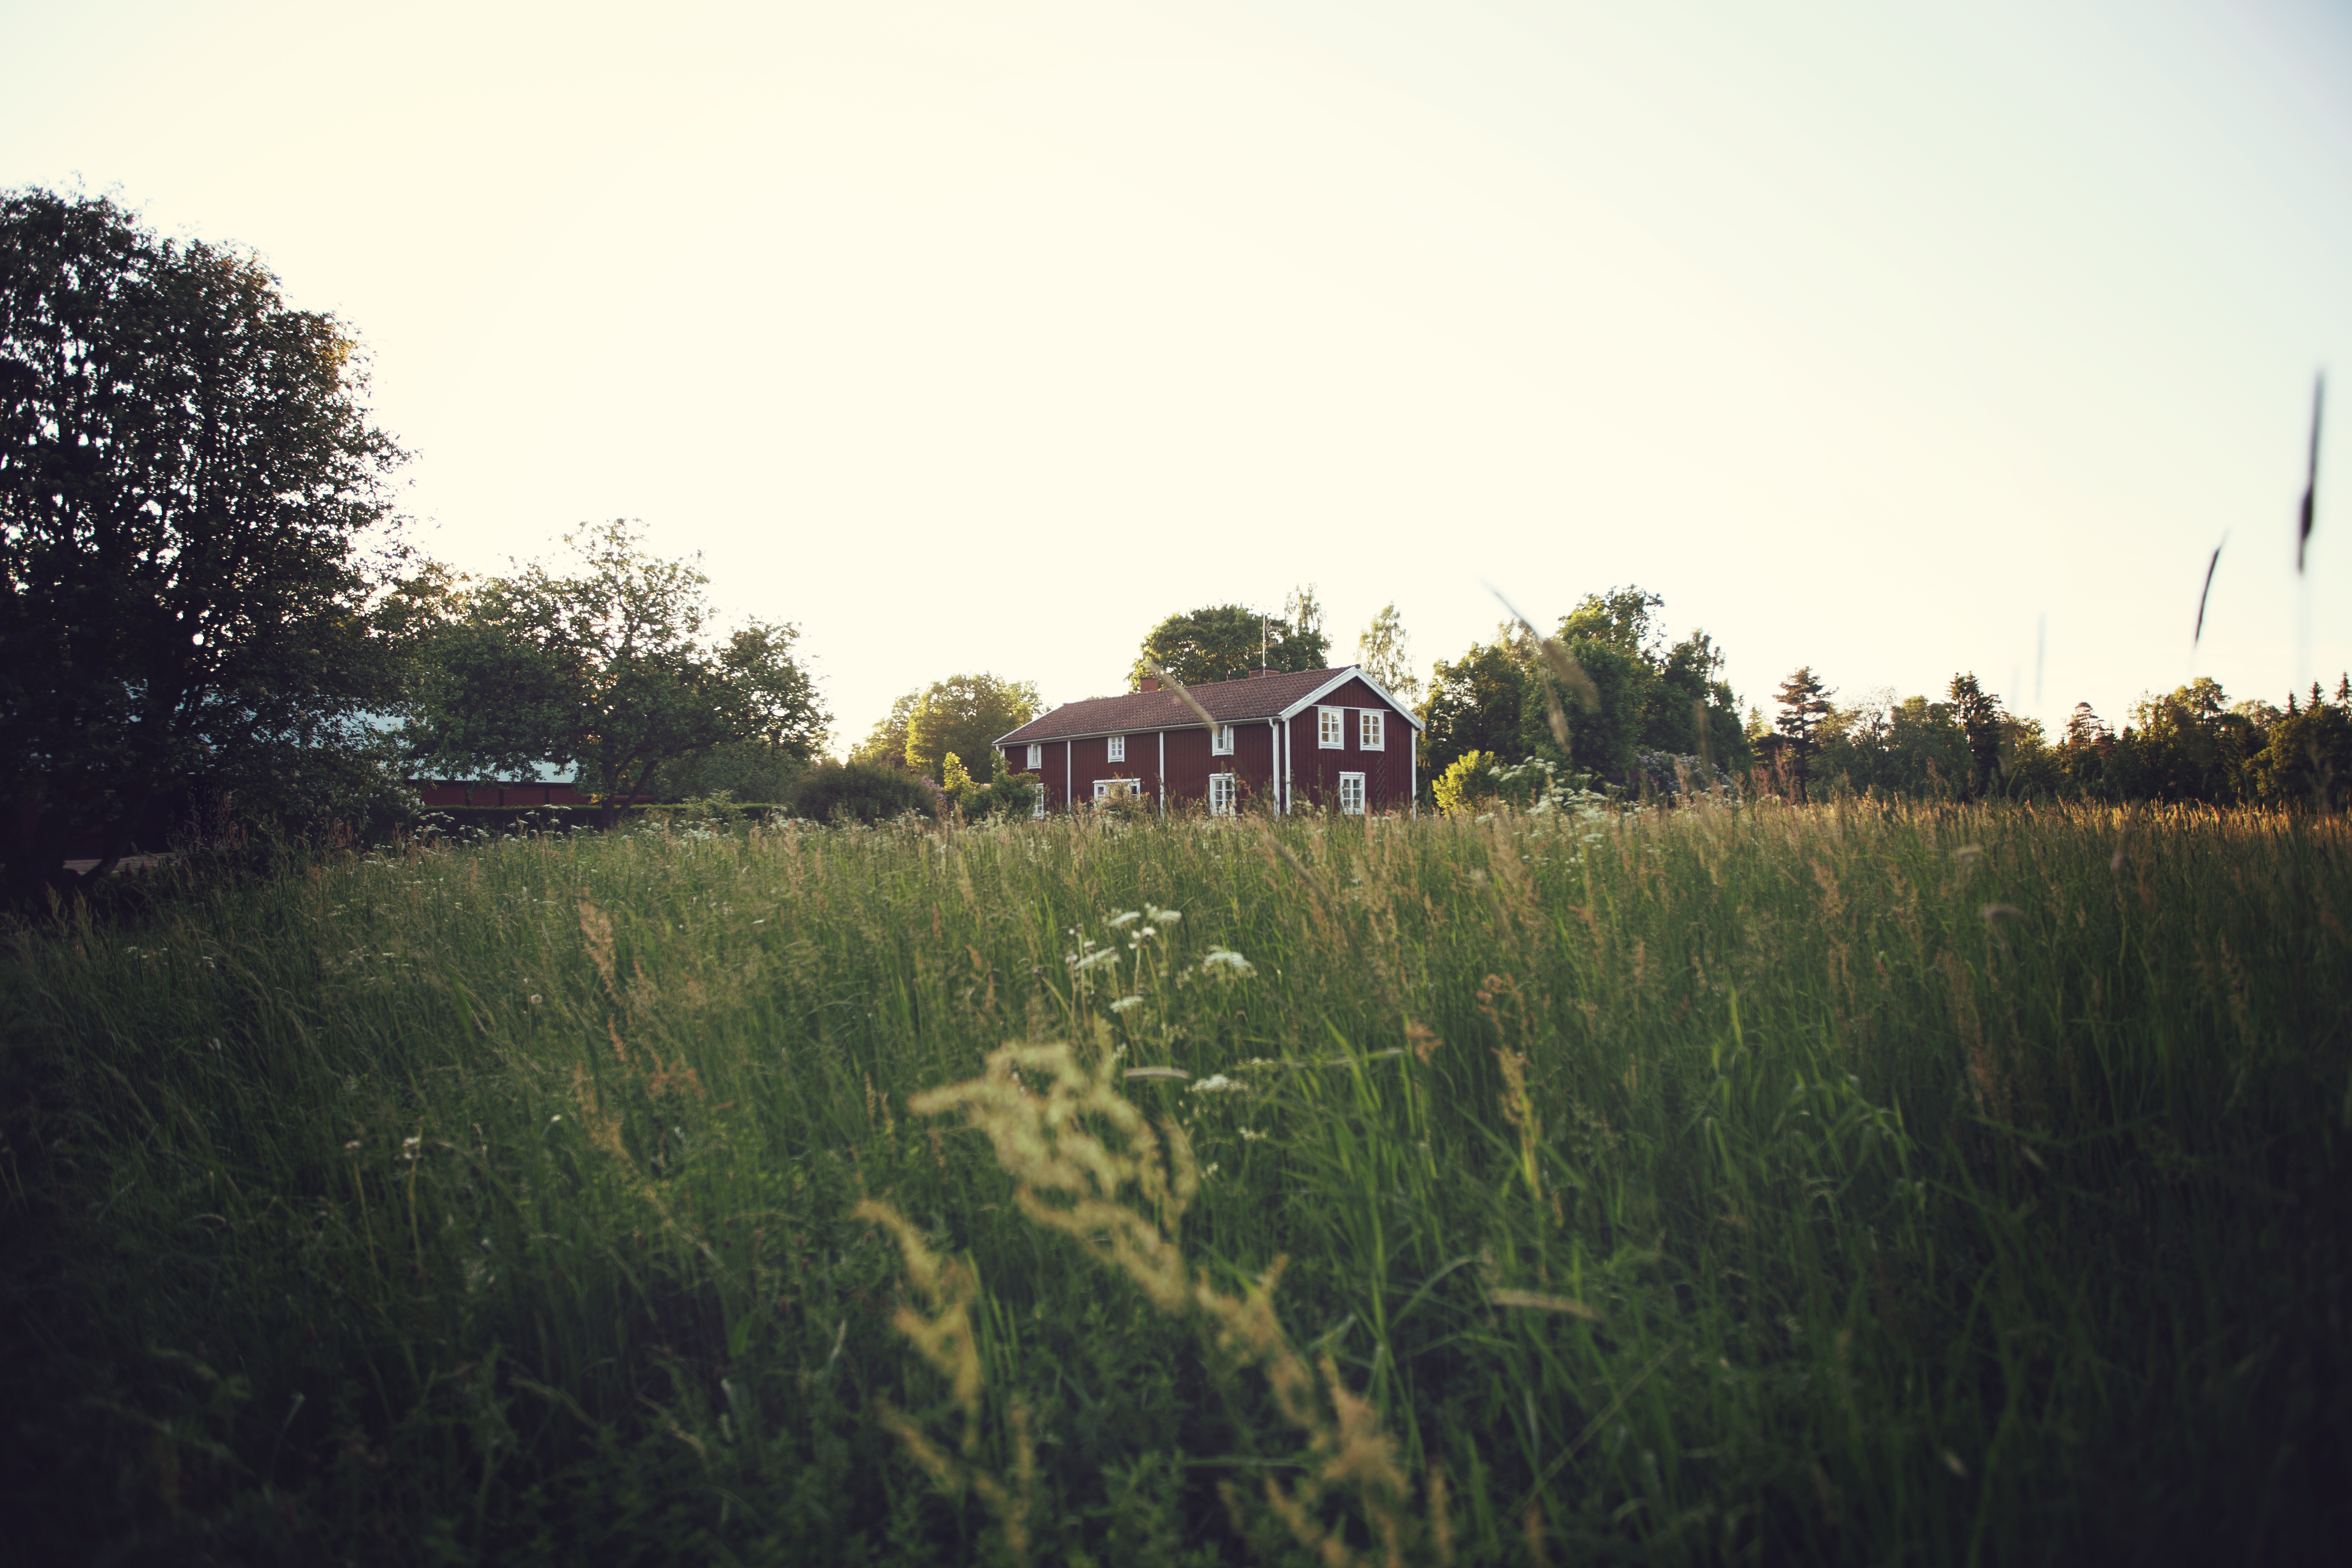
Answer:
[
  {"left": 1025, "top": 743, "right": 1042, "bottom": 770},
  {"left": 1107, "top": 734, "right": 1126, "bottom": 763},
  {"left": 1317, "top": 707, "right": 1344, "bottom": 748},
  {"left": 1211, "top": 724, "right": 1235, "bottom": 756},
  {"left": 1359, "top": 710, "right": 1384, "bottom": 750},
  {"left": 1208, "top": 772, "right": 1238, "bottom": 815},
  {"left": 1338, "top": 772, "right": 1366, "bottom": 815}
]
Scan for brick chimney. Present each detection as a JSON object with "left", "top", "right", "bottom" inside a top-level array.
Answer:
[{"left": 1139, "top": 675, "right": 1160, "bottom": 692}]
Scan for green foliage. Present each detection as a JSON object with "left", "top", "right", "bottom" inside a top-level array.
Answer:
[
  {"left": 6, "top": 804, "right": 2346, "bottom": 1564},
  {"left": 903, "top": 674, "right": 1039, "bottom": 784},
  {"left": 611, "top": 739, "right": 810, "bottom": 804},
  {"left": 1130, "top": 588, "right": 1329, "bottom": 688},
  {"left": 1818, "top": 690, "right": 1975, "bottom": 799},
  {"left": 1520, "top": 636, "right": 1650, "bottom": 775},
  {"left": 787, "top": 758, "right": 941, "bottom": 824},
  {"left": 954, "top": 769, "right": 1043, "bottom": 822},
  {"left": 407, "top": 520, "right": 827, "bottom": 823},
  {"left": 0, "top": 187, "right": 410, "bottom": 901},
  {"left": 1355, "top": 601, "right": 1420, "bottom": 701},
  {"left": 1495, "top": 588, "right": 1747, "bottom": 782},
  {"left": 1946, "top": 673, "right": 2004, "bottom": 795},
  {"left": 848, "top": 688, "right": 920, "bottom": 772},
  {"left": 2247, "top": 684, "right": 2352, "bottom": 807},
  {"left": 1418, "top": 635, "right": 1526, "bottom": 785},
  {"left": 2104, "top": 678, "right": 2263, "bottom": 804},
  {"left": 1432, "top": 749, "right": 1501, "bottom": 815}
]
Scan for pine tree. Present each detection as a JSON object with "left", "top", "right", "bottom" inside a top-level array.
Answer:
[
  {"left": 1772, "top": 667, "right": 1834, "bottom": 796},
  {"left": 1947, "top": 673, "right": 2005, "bottom": 797}
]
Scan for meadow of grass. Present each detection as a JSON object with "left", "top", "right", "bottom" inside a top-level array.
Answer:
[{"left": 2, "top": 799, "right": 2346, "bottom": 1565}]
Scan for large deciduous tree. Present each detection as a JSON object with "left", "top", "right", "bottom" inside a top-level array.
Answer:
[
  {"left": 1130, "top": 587, "right": 1329, "bottom": 688},
  {"left": 1355, "top": 602, "right": 1419, "bottom": 702},
  {"left": 1417, "top": 632, "right": 1527, "bottom": 782},
  {"left": 408, "top": 521, "right": 827, "bottom": 826},
  {"left": 902, "top": 673, "right": 1039, "bottom": 784},
  {"left": 848, "top": 691, "right": 921, "bottom": 772},
  {"left": 1, "top": 188, "right": 409, "bottom": 902},
  {"left": 1506, "top": 587, "right": 1748, "bottom": 782}
]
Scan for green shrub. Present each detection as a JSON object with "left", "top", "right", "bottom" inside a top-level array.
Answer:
[
  {"left": 957, "top": 770, "right": 1043, "bottom": 821},
  {"left": 787, "top": 759, "right": 941, "bottom": 824},
  {"left": 1432, "top": 749, "right": 1499, "bottom": 814}
]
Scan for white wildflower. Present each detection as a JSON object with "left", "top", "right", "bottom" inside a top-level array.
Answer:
[
  {"left": 1239, "top": 1127, "right": 1268, "bottom": 1142},
  {"left": 1070, "top": 947, "right": 1122, "bottom": 974},
  {"left": 1188, "top": 1074, "right": 1246, "bottom": 1095},
  {"left": 1146, "top": 906, "right": 1182, "bottom": 924},
  {"left": 1107, "top": 910, "right": 1142, "bottom": 929},
  {"left": 1109, "top": 995, "right": 1144, "bottom": 1013},
  {"left": 1202, "top": 948, "right": 1254, "bottom": 976}
]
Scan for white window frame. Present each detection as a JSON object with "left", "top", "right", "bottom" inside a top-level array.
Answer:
[
  {"left": 1208, "top": 772, "right": 1238, "bottom": 816},
  {"left": 1211, "top": 724, "right": 1235, "bottom": 756},
  {"left": 1093, "top": 777, "right": 1144, "bottom": 802},
  {"left": 1317, "top": 706, "right": 1344, "bottom": 749},
  {"left": 1032, "top": 782, "right": 1047, "bottom": 819},
  {"left": 1025, "top": 743, "right": 1042, "bottom": 770},
  {"left": 1107, "top": 733, "right": 1126, "bottom": 763},
  {"left": 1338, "top": 771, "right": 1366, "bottom": 815},
  {"left": 1359, "top": 709, "right": 1384, "bottom": 751}
]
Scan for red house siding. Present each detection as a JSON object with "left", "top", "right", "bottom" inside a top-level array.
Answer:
[
  {"left": 998, "top": 672, "right": 1416, "bottom": 816},
  {"left": 1283, "top": 678, "right": 1411, "bottom": 813}
]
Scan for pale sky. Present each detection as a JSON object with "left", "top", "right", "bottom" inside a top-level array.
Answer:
[{"left": 7, "top": 0, "right": 2348, "bottom": 749}]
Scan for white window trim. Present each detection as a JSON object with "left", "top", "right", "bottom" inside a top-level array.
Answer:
[
  {"left": 1093, "top": 777, "right": 1143, "bottom": 801},
  {"left": 1338, "top": 771, "right": 1366, "bottom": 815},
  {"left": 1211, "top": 723, "right": 1235, "bottom": 756},
  {"left": 1208, "top": 772, "right": 1238, "bottom": 816},
  {"left": 1359, "top": 709, "right": 1384, "bottom": 750},
  {"left": 1317, "top": 706, "right": 1344, "bottom": 749},
  {"left": 1025, "top": 743, "right": 1042, "bottom": 770},
  {"left": 1107, "top": 734, "right": 1126, "bottom": 763},
  {"left": 1032, "top": 782, "right": 1047, "bottom": 819}
]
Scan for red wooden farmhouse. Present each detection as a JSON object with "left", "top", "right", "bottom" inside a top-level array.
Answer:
[{"left": 993, "top": 666, "right": 1423, "bottom": 816}]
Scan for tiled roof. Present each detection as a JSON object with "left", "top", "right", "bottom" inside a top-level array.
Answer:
[{"left": 997, "top": 667, "right": 1368, "bottom": 746}]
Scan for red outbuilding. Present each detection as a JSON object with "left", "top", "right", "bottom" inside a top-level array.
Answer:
[{"left": 993, "top": 666, "right": 1423, "bottom": 816}]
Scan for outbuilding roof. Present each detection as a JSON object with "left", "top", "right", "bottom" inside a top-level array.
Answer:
[{"left": 995, "top": 666, "right": 1423, "bottom": 747}]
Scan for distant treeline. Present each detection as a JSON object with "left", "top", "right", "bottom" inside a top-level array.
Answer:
[
  {"left": 1796, "top": 675, "right": 2352, "bottom": 809},
  {"left": 1408, "top": 587, "right": 2350, "bottom": 811}
]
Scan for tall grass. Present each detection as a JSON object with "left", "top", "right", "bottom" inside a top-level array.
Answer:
[{"left": 2, "top": 801, "right": 2345, "bottom": 1564}]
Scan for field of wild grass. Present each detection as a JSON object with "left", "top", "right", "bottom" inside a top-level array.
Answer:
[{"left": 2, "top": 801, "right": 2346, "bottom": 1565}]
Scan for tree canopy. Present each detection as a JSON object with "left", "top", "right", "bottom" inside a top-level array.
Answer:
[
  {"left": 849, "top": 674, "right": 1040, "bottom": 782},
  {"left": 1512, "top": 588, "right": 1748, "bottom": 781},
  {"left": 1130, "top": 587, "right": 1328, "bottom": 688},
  {"left": 1355, "top": 602, "right": 1419, "bottom": 701},
  {"left": 848, "top": 690, "right": 921, "bottom": 773},
  {"left": 1, "top": 188, "right": 409, "bottom": 900},
  {"left": 903, "top": 673, "right": 1040, "bottom": 783},
  {"left": 1417, "top": 632, "right": 1526, "bottom": 781},
  {"left": 406, "top": 521, "right": 826, "bottom": 824}
]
